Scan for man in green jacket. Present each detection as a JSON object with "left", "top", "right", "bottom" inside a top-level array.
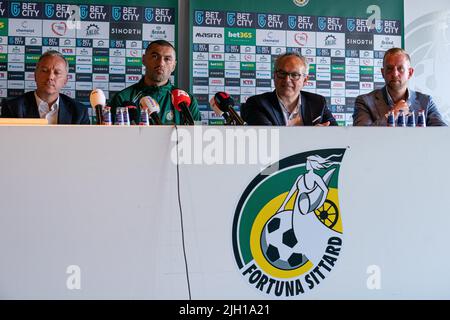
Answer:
[{"left": 109, "top": 40, "right": 201, "bottom": 124}]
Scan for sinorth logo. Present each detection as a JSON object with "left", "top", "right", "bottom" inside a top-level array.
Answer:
[{"left": 232, "top": 149, "right": 345, "bottom": 297}]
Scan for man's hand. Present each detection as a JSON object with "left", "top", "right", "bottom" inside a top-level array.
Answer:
[
  {"left": 392, "top": 99, "right": 410, "bottom": 116},
  {"left": 315, "top": 121, "right": 330, "bottom": 127},
  {"left": 287, "top": 114, "right": 301, "bottom": 126}
]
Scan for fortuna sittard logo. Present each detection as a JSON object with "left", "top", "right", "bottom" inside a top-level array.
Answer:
[{"left": 232, "top": 149, "right": 346, "bottom": 297}]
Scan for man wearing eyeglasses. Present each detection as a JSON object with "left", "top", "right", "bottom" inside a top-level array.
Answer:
[{"left": 241, "top": 52, "right": 337, "bottom": 126}]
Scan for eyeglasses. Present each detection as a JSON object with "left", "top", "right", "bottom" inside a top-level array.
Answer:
[{"left": 275, "top": 70, "right": 306, "bottom": 81}]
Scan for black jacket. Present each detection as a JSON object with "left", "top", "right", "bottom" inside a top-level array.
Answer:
[
  {"left": 1, "top": 91, "right": 90, "bottom": 124},
  {"left": 241, "top": 90, "right": 337, "bottom": 126}
]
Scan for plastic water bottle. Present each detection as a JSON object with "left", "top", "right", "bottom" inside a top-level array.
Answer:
[
  {"left": 417, "top": 110, "right": 426, "bottom": 127},
  {"left": 387, "top": 110, "right": 395, "bottom": 127},
  {"left": 115, "top": 107, "right": 124, "bottom": 125},
  {"left": 397, "top": 109, "right": 406, "bottom": 127},
  {"left": 406, "top": 111, "right": 415, "bottom": 127},
  {"left": 122, "top": 107, "right": 130, "bottom": 126},
  {"left": 103, "top": 106, "right": 112, "bottom": 126},
  {"left": 139, "top": 109, "right": 150, "bottom": 126}
]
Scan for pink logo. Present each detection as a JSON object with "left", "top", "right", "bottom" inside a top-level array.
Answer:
[
  {"left": 52, "top": 22, "right": 67, "bottom": 36},
  {"left": 294, "top": 32, "right": 308, "bottom": 46},
  {"left": 129, "top": 50, "right": 139, "bottom": 57}
]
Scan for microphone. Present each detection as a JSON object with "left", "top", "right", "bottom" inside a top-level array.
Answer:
[
  {"left": 90, "top": 89, "right": 106, "bottom": 125},
  {"left": 140, "top": 96, "right": 162, "bottom": 125},
  {"left": 214, "top": 92, "right": 245, "bottom": 125},
  {"left": 123, "top": 101, "right": 139, "bottom": 125},
  {"left": 171, "top": 89, "right": 194, "bottom": 125},
  {"left": 209, "top": 96, "right": 232, "bottom": 124}
]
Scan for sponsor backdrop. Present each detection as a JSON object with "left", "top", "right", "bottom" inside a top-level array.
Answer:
[
  {"left": 189, "top": 0, "right": 404, "bottom": 126},
  {"left": 0, "top": 0, "right": 177, "bottom": 123},
  {"left": 3, "top": 1, "right": 450, "bottom": 126},
  {"left": 1, "top": 126, "right": 450, "bottom": 298}
]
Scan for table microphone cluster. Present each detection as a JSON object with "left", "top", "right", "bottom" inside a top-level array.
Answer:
[
  {"left": 209, "top": 92, "right": 245, "bottom": 125},
  {"left": 89, "top": 88, "right": 193, "bottom": 126}
]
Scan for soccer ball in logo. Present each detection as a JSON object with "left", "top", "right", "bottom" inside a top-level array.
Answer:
[{"left": 260, "top": 210, "right": 307, "bottom": 270}]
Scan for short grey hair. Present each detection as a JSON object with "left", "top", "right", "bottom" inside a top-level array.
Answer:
[
  {"left": 274, "top": 52, "right": 309, "bottom": 75},
  {"left": 37, "top": 50, "right": 69, "bottom": 72}
]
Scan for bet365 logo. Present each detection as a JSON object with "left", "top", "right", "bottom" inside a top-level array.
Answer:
[{"left": 232, "top": 149, "right": 346, "bottom": 297}]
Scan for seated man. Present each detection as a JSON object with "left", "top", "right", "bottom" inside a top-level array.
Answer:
[
  {"left": 241, "top": 52, "right": 337, "bottom": 126},
  {"left": 109, "top": 39, "right": 201, "bottom": 124},
  {"left": 353, "top": 47, "right": 446, "bottom": 126},
  {"left": 0, "top": 50, "right": 89, "bottom": 124}
]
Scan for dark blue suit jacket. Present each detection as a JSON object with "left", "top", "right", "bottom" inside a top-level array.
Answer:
[
  {"left": 0, "top": 91, "right": 90, "bottom": 124},
  {"left": 240, "top": 90, "right": 337, "bottom": 126}
]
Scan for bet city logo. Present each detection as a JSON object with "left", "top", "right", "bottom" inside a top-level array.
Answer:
[{"left": 232, "top": 149, "right": 346, "bottom": 297}]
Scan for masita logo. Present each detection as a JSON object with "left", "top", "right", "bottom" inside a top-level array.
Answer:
[{"left": 233, "top": 149, "right": 346, "bottom": 297}]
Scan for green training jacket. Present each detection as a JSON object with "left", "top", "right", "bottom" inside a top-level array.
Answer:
[{"left": 109, "top": 78, "right": 201, "bottom": 125}]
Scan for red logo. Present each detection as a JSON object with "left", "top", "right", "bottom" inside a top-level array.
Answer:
[
  {"left": 52, "top": 22, "right": 67, "bottom": 36},
  {"left": 128, "top": 50, "right": 139, "bottom": 57},
  {"left": 294, "top": 32, "right": 308, "bottom": 46},
  {"left": 128, "top": 76, "right": 140, "bottom": 81}
]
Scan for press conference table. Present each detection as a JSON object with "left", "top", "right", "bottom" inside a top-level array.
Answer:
[{"left": 0, "top": 125, "right": 449, "bottom": 299}]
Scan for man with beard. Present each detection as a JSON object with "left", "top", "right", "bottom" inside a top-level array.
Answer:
[
  {"left": 353, "top": 47, "right": 446, "bottom": 126},
  {"left": 109, "top": 40, "right": 200, "bottom": 124}
]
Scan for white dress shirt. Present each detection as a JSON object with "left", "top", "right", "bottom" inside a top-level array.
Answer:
[
  {"left": 35, "top": 92, "right": 59, "bottom": 125},
  {"left": 277, "top": 94, "right": 304, "bottom": 126}
]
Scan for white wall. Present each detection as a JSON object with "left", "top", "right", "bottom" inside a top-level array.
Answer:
[{"left": 405, "top": 1, "right": 450, "bottom": 121}]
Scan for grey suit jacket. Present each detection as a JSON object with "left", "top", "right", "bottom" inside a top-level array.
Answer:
[{"left": 353, "top": 86, "right": 447, "bottom": 126}]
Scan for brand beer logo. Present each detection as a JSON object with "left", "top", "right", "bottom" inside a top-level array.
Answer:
[{"left": 233, "top": 149, "right": 345, "bottom": 297}]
